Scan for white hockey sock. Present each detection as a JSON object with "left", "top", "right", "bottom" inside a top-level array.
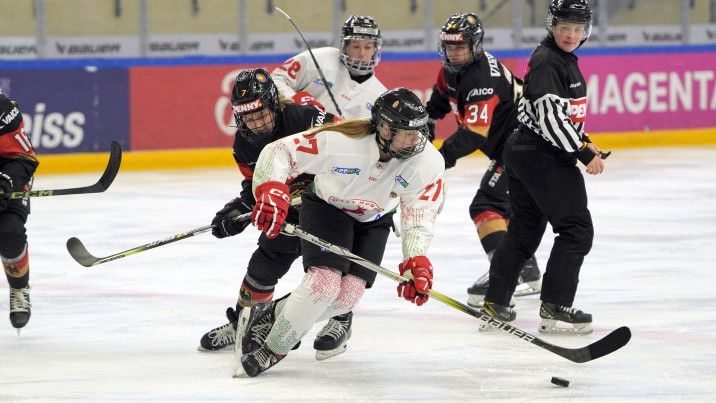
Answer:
[
  {"left": 265, "top": 266, "right": 341, "bottom": 355},
  {"left": 316, "top": 274, "right": 366, "bottom": 321}
]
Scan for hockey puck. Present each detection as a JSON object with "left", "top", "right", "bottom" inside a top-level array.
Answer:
[{"left": 550, "top": 376, "right": 569, "bottom": 387}]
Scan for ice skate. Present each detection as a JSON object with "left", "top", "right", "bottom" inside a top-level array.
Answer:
[
  {"left": 467, "top": 256, "right": 541, "bottom": 306},
  {"left": 197, "top": 307, "right": 239, "bottom": 352},
  {"left": 314, "top": 311, "right": 352, "bottom": 361},
  {"left": 539, "top": 301, "right": 593, "bottom": 335},
  {"left": 9, "top": 286, "right": 31, "bottom": 334},
  {"left": 476, "top": 300, "right": 516, "bottom": 332},
  {"left": 240, "top": 342, "right": 286, "bottom": 377},
  {"left": 513, "top": 257, "right": 541, "bottom": 297}
]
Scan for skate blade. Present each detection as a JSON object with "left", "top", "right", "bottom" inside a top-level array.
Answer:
[
  {"left": 197, "top": 343, "right": 236, "bottom": 352},
  {"left": 513, "top": 279, "right": 541, "bottom": 297},
  {"left": 232, "top": 365, "right": 248, "bottom": 378},
  {"left": 469, "top": 296, "right": 515, "bottom": 309},
  {"left": 315, "top": 343, "right": 347, "bottom": 361},
  {"left": 539, "top": 319, "right": 593, "bottom": 335}
]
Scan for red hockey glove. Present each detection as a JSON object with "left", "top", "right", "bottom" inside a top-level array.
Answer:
[
  {"left": 397, "top": 256, "right": 433, "bottom": 306},
  {"left": 252, "top": 181, "right": 291, "bottom": 239},
  {"left": 292, "top": 91, "right": 325, "bottom": 111}
]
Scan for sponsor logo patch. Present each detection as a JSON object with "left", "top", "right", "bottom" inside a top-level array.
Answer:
[
  {"left": 333, "top": 167, "right": 361, "bottom": 175},
  {"left": 232, "top": 99, "right": 262, "bottom": 114},
  {"left": 440, "top": 32, "right": 463, "bottom": 42},
  {"left": 395, "top": 175, "right": 409, "bottom": 188}
]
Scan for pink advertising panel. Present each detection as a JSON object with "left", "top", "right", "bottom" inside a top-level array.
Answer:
[{"left": 129, "top": 51, "right": 716, "bottom": 150}]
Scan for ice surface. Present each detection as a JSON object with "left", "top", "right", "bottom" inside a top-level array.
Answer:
[{"left": 1, "top": 147, "right": 714, "bottom": 401}]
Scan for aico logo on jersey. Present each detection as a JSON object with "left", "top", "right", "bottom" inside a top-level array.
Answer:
[
  {"left": 569, "top": 97, "right": 587, "bottom": 123},
  {"left": 21, "top": 103, "right": 85, "bottom": 149},
  {"left": 467, "top": 87, "right": 494, "bottom": 99}
]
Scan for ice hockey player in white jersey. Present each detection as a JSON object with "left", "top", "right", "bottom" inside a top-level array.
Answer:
[
  {"left": 270, "top": 14, "right": 388, "bottom": 360},
  {"left": 237, "top": 88, "right": 445, "bottom": 377},
  {"left": 271, "top": 15, "right": 388, "bottom": 119}
]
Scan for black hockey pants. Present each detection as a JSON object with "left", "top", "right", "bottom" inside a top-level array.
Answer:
[{"left": 485, "top": 128, "right": 593, "bottom": 307}]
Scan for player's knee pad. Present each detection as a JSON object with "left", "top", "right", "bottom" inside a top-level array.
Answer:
[
  {"left": 0, "top": 232, "right": 27, "bottom": 260},
  {"left": 331, "top": 274, "right": 367, "bottom": 313},
  {"left": 472, "top": 210, "right": 507, "bottom": 240},
  {"left": 2, "top": 242, "right": 29, "bottom": 278},
  {"left": 295, "top": 266, "right": 342, "bottom": 307}
]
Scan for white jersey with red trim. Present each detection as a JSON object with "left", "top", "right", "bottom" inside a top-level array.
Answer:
[
  {"left": 252, "top": 129, "right": 445, "bottom": 258},
  {"left": 271, "top": 47, "right": 388, "bottom": 119}
]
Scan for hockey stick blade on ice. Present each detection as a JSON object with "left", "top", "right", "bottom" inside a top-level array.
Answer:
[
  {"left": 274, "top": 7, "right": 344, "bottom": 117},
  {"left": 67, "top": 221, "right": 219, "bottom": 267},
  {"left": 67, "top": 198, "right": 301, "bottom": 267},
  {"left": 281, "top": 223, "right": 631, "bottom": 363},
  {"left": 6, "top": 141, "right": 122, "bottom": 199}
]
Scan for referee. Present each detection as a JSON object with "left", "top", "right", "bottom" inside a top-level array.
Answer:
[{"left": 480, "top": 0, "right": 604, "bottom": 335}]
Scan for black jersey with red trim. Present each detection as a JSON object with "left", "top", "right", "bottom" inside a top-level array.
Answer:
[
  {"left": 0, "top": 94, "right": 38, "bottom": 192},
  {"left": 232, "top": 103, "right": 336, "bottom": 204},
  {"left": 426, "top": 51, "right": 522, "bottom": 167},
  {"left": 517, "top": 37, "right": 595, "bottom": 164}
]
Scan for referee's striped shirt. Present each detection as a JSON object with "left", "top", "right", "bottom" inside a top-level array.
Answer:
[{"left": 519, "top": 37, "right": 590, "bottom": 155}]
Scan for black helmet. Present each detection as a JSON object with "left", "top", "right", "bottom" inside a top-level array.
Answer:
[
  {"left": 547, "top": 0, "right": 593, "bottom": 44},
  {"left": 371, "top": 88, "right": 429, "bottom": 160},
  {"left": 438, "top": 13, "right": 485, "bottom": 73},
  {"left": 231, "top": 68, "right": 281, "bottom": 141},
  {"left": 340, "top": 15, "right": 382, "bottom": 76}
]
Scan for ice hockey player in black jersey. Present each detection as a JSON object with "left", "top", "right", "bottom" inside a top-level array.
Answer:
[
  {"left": 482, "top": 0, "right": 604, "bottom": 335},
  {"left": 426, "top": 13, "right": 541, "bottom": 307},
  {"left": 0, "top": 93, "right": 38, "bottom": 333},
  {"left": 198, "top": 68, "right": 340, "bottom": 354}
]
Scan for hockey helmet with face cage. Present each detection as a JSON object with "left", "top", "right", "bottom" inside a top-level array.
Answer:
[
  {"left": 371, "top": 88, "right": 429, "bottom": 160},
  {"left": 231, "top": 68, "right": 281, "bottom": 141},
  {"left": 438, "top": 13, "right": 485, "bottom": 73},
  {"left": 340, "top": 15, "right": 382, "bottom": 76}
]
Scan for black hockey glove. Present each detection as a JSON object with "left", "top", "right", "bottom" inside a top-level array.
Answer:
[
  {"left": 211, "top": 197, "right": 253, "bottom": 238},
  {"left": 0, "top": 172, "right": 13, "bottom": 211}
]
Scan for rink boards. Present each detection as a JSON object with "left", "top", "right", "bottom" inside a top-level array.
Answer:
[{"left": 1, "top": 45, "right": 715, "bottom": 173}]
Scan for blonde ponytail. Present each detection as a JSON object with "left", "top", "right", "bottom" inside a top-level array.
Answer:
[{"left": 307, "top": 118, "right": 373, "bottom": 138}]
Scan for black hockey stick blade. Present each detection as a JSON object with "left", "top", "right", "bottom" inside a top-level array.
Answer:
[
  {"left": 66, "top": 237, "right": 101, "bottom": 267},
  {"left": 8, "top": 141, "right": 122, "bottom": 199},
  {"left": 93, "top": 140, "right": 123, "bottom": 191},
  {"left": 66, "top": 223, "right": 213, "bottom": 268},
  {"left": 533, "top": 325, "right": 631, "bottom": 363}
]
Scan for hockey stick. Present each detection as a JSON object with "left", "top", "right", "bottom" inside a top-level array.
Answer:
[
  {"left": 67, "top": 197, "right": 302, "bottom": 267},
  {"left": 274, "top": 7, "right": 344, "bottom": 117},
  {"left": 281, "top": 223, "right": 631, "bottom": 363},
  {"left": 4, "top": 141, "right": 122, "bottom": 199}
]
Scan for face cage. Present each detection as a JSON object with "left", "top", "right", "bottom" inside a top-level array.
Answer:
[
  {"left": 437, "top": 39, "right": 483, "bottom": 73},
  {"left": 376, "top": 120, "right": 429, "bottom": 160},
  {"left": 340, "top": 36, "right": 382, "bottom": 76},
  {"left": 546, "top": 15, "right": 593, "bottom": 41},
  {"left": 234, "top": 104, "right": 279, "bottom": 141}
]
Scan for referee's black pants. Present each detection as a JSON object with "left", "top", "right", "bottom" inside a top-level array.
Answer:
[{"left": 485, "top": 127, "right": 593, "bottom": 308}]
